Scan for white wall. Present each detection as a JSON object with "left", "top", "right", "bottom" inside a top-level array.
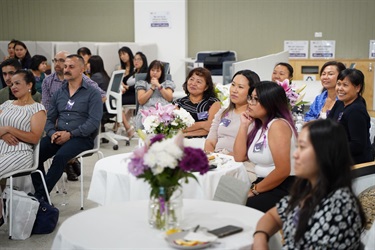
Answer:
[{"left": 134, "top": 0, "right": 187, "bottom": 91}]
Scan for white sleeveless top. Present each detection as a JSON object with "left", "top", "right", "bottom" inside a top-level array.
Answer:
[{"left": 247, "top": 118, "right": 296, "bottom": 178}]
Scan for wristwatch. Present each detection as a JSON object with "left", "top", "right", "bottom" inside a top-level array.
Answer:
[
  {"left": 250, "top": 183, "right": 259, "bottom": 196},
  {"left": 158, "top": 85, "right": 163, "bottom": 90}
]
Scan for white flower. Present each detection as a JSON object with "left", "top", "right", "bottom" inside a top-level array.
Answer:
[
  {"left": 173, "top": 108, "right": 195, "bottom": 127},
  {"left": 143, "top": 137, "right": 184, "bottom": 175},
  {"left": 143, "top": 115, "right": 160, "bottom": 133}
]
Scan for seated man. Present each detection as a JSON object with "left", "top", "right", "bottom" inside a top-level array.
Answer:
[
  {"left": 0, "top": 58, "right": 41, "bottom": 104},
  {"left": 32, "top": 54, "right": 103, "bottom": 200}
]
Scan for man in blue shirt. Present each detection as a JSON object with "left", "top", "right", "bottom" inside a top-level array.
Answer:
[{"left": 32, "top": 54, "right": 103, "bottom": 200}]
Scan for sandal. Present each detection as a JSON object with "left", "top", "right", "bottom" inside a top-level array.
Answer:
[{"left": 127, "top": 126, "right": 135, "bottom": 138}]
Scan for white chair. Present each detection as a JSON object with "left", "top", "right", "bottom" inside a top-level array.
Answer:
[
  {"left": 75, "top": 134, "right": 104, "bottom": 210},
  {"left": 213, "top": 175, "right": 250, "bottom": 205},
  {"left": 1, "top": 141, "right": 51, "bottom": 239},
  {"left": 101, "top": 70, "right": 130, "bottom": 150}
]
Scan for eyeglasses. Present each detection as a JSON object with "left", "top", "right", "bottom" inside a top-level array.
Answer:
[
  {"left": 52, "top": 58, "right": 65, "bottom": 64},
  {"left": 247, "top": 95, "right": 259, "bottom": 105}
]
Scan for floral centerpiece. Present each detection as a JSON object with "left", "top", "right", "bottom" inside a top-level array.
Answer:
[
  {"left": 128, "top": 131, "right": 210, "bottom": 230},
  {"left": 141, "top": 103, "right": 195, "bottom": 138},
  {"left": 276, "top": 79, "right": 307, "bottom": 110},
  {"left": 214, "top": 84, "right": 230, "bottom": 107}
]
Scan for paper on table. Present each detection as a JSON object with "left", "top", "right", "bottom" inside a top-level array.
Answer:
[{"left": 184, "top": 232, "right": 218, "bottom": 242}]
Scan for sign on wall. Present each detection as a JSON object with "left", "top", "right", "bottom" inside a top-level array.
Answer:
[
  {"left": 149, "top": 11, "right": 171, "bottom": 28},
  {"left": 310, "top": 40, "right": 336, "bottom": 59},
  {"left": 284, "top": 40, "right": 308, "bottom": 59},
  {"left": 370, "top": 40, "right": 375, "bottom": 59}
]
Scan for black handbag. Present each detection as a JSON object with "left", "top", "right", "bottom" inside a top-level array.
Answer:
[{"left": 32, "top": 199, "right": 59, "bottom": 234}]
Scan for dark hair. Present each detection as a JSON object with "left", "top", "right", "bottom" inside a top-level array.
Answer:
[
  {"left": 77, "top": 47, "right": 92, "bottom": 56},
  {"left": 8, "top": 39, "right": 19, "bottom": 47},
  {"left": 320, "top": 61, "right": 346, "bottom": 76},
  {"left": 183, "top": 67, "right": 217, "bottom": 99},
  {"left": 66, "top": 54, "right": 85, "bottom": 66},
  {"left": 247, "top": 81, "right": 297, "bottom": 147},
  {"left": 145, "top": 60, "right": 165, "bottom": 83},
  {"left": 30, "top": 55, "right": 47, "bottom": 71},
  {"left": 118, "top": 46, "right": 134, "bottom": 72},
  {"left": 1, "top": 58, "right": 22, "bottom": 70},
  {"left": 14, "top": 41, "right": 32, "bottom": 69},
  {"left": 338, "top": 68, "right": 365, "bottom": 97},
  {"left": 221, "top": 70, "right": 260, "bottom": 119},
  {"left": 88, "top": 55, "right": 110, "bottom": 81},
  {"left": 13, "top": 69, "right": 37, "bottom": 95},
  {"left": 287, "top": 119, "right": 366, "bottom": 242},
  {"left": 274, "top": 62, "right": 294, "bottom": 83},
  {"left": 134, "top": 51, "right": 148, "bottom": 73}
]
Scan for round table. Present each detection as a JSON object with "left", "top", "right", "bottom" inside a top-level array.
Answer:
[
  {"left": 52, "top": 199, "right": 282, "bottom": 249},
  {"left": 87, "top": 153, "right": 250, "bottom": 205}
]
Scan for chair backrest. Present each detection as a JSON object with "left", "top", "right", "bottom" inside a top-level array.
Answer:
[
  {"left": 1, "top": 141, "right": 40, "bottom": 179},
  {"left": 104, "top": 70, "right": 124, "bottom": 122},
  {"left": 213, "top": 175, "right": 250, "bottom": 205}
]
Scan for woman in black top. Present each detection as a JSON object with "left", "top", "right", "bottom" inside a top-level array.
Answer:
[{"left": 328, "top": 68, "right": 373, "bottom": 164}]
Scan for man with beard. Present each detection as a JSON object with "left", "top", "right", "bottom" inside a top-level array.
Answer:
[
  {"left": 32, "top": 54, "right": 102, "bottom": 201},
  {"left": 42, "top": 51, "right": 106, "bottom": 181}
]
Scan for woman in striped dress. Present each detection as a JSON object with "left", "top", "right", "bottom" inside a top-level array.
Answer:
[{"left": 0, "top": 69, "right": 46, "bottom": 226}]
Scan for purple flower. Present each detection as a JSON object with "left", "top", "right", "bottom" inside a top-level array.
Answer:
[
  {"left": 150, "top": 134, "right": 165, "bottom": 144},
  {"left": 179, "top": 147, "right": 209, "bottom": 175},
  {"left": 128, "top": 146, "right": 149, "bottom": 176}
]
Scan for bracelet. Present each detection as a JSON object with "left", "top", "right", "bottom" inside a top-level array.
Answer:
[
  {"left": 253, "top": 230, "right": 270, "bottom": 242},
  {"left": 158, "top": 85, "right": 163, "bottom": 90},
  {"left": 150, "top": 87, "right": 155, "bottom": 91}
]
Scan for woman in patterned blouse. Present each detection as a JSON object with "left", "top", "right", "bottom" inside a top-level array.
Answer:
[{"left": 253, "top": 119, "right": 366, "bottom": 249}]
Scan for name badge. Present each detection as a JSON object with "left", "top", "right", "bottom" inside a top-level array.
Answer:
[
  {"left": 197, "top": 111, "right": 209, "bottom": 120},
  {"left": 253, "top": 142, "right": 264, "bottom": 153},
  {"left": 219, "top": 118, "right": 231, "bottom": 127},
  {"left": 65, "top": 99, "right": 75, "bottom": 110}
]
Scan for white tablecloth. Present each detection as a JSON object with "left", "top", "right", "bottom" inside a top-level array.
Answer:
[
  {"left": 52, "top": 199, "right": 281, "bottom": 249},
  {"left": 87, "top": 153, "right": 250, "bottom": 206}
]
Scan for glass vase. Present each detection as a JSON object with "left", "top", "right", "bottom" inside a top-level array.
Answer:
[{"left": 148, "top": 187, "right": 183, "bottom": 230}]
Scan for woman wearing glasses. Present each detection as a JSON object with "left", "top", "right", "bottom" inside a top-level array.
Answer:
[
  {"left": 233, "top": 81, "right": 297, "bottom": 212},
  {"left": 204, "top": 70, "right": 260, "bottom": 154}
]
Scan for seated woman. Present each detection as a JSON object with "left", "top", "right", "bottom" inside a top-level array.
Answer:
[
  {"left": 77, "top": 47, "right": 92, "bottom": 75},
  {"left": 30, "top": 54, "right": 48, "bottom": 94},
  {"left": 204, "top": 70, "right": 260, "bottom": 154},
  {"left": 0, "top": 69, "right": 47, "bottom": 227},
  {"left": 304, "top": 61, "right": 346, "bottom": 121},
  {"left": 328, "top": 68, "right": 373, "bottom": 164},
  {"left": 233, "top": 81, "right": 297, "bottom": 212},
  {"left": 175, "top": 67, "right": 220, "bottom": 138},
  {"left": 271, "top": 62, "right": 294, "bottom": 84},
  {"left": 134, "top": 60, "right": 175, "bottom": 130},
  {"left": 253, "top": 119, "right": 366, "bottom": 249}
]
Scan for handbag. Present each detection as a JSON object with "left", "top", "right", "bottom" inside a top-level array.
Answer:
[
  {"left": 3, "top": 188, "right": 39, "bottom": 240},
  {"left": 32, "top": 198, "right": 59, "bottom": 234}
]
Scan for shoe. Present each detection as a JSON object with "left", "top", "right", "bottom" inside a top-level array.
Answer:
[
  {"left": 127, "top": 126, "right": 135, "bottom": 138},
  {"left": 71, "top": 159, "right": 81, "bottom": 177},
  {"left": 65, "top": 164, "right": 78, "bottom": 181}
]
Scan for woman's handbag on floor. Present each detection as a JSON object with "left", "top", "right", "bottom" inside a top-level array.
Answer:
[
  {"left": 32, "top": 198, "right": 59, "bottom": 234},
  {"left": 3, "top": 188, "right": 40, "bottom": 240}
]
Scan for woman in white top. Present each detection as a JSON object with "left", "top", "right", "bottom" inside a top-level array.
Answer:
[
  {"left": 233, "top": 81, "right": 297, "bottom": 212},
  {"left": 0, "top": 69, "right": 46, "bottom": 227}
]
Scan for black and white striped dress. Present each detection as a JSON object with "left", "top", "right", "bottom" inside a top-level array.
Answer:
[{"left": 0, "top": 100, "right": 45, "bottom": 177}]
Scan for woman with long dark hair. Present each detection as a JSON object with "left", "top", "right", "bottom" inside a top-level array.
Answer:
[
  {"left": 233, "top": 81, "right": 297, "bottom": 212},
  {"left": 14, "top": 41, "right": 32, "bottom": 69},
  {"left": 88, "top": 55, "right": 110, "bottom": 92},
  {"left": 253, "top": 119, "right": 366, "bottom": 249}
]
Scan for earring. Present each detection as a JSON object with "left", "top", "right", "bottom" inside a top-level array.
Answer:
[{"left": 28, "top": 89, "right": 31, "bottom": 92}]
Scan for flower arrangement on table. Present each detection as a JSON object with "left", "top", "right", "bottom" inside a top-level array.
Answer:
[
  {"left": 214, "top": 84, "right": 230, "bottom": 107},
  {"left": 141, "top": 103, "right": 195, "bottom": 138},
  {"left": 276, "top": 79, "right": 307, "bottom": 110},
  {"left": 128, "top": 132, "right": 210, "bottom": 230}
]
